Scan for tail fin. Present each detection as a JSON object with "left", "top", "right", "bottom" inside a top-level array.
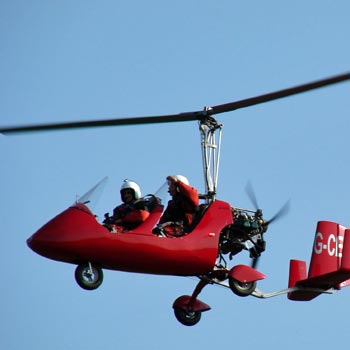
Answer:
[
  {"left": 288, "top": 221, "right": 350, "bottom": 301},
  {"left": 309, "top": 221, "right": 346, "bottom": 278}
]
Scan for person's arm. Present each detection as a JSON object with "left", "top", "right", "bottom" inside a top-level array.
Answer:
[{"left": 177, "top": 181, "right": 199, "bottom": 207}]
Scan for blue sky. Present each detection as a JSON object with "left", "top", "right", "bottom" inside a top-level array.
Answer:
[{"left": 1, "top": 1, "right": 350, "bottom": 349}]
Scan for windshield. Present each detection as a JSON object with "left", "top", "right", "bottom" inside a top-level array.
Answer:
[
  {"left": 76, "top": 177, "right": 108, "bottom": 212},
  {"left": 153, "top": 181, "right": 171, "bottom": 208}
]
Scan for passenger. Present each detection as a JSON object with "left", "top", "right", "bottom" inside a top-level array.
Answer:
[
  {"left": 153, "top": 175, "right": 199, "bottom": 237},
  {"left": 104, "top": 179, "right": 150, "bottom": 232}
]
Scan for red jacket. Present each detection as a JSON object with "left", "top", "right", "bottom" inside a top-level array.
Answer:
[
  {"left": 111, "top": 201, "right": 150, "bottom": 230},
  {"left": 159, "top": 181, "right": 199, "bottom": 229}
]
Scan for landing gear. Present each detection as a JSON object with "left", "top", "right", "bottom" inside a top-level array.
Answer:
[
  {"left": 227, "top": 264, "right": 265, "bottom": 297},
  {"left": 174, "top": 307, "right": 202, "bottom": 326},
  {"left": 173, "top": 279, "right": 211, "bottom": 326},
  {"left": 75, "top": 263, "right": 103, "bottom": 290},
  {"left": 229, "top": 276, "right": 257, "bottom": 297},
  {"left": 172, "top": 265, "right": 265, "bottom": 325}
]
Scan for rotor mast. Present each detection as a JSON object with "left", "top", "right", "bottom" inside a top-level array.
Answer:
[{"left": 199, "top": 109, "right": 223, "bottom": 203}]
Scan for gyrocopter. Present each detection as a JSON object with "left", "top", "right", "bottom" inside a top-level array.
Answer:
[{"left": 2, "top": 73, "right": 350, "bottom": 326}]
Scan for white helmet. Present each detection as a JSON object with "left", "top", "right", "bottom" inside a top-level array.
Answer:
[
  {"left": 174, "top": 175, "right": 189, "bottom": 185},
  {"left": 120, "top": 179, "right": 141, "bottom": 200}
]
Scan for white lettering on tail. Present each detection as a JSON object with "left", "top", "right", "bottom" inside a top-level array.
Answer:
[{"left": 313, "top": 232, "right": 343, "bottom": 258}]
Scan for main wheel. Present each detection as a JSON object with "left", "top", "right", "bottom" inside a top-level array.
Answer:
[
  {"left": 228, "top": 276, "right": 256, "bottom": 297},
  {"left": 75, "top": 263, "right": 103, "bottom": 290},
  {"left": 174, "top": 307, "right": 201, "bottom": 326}
]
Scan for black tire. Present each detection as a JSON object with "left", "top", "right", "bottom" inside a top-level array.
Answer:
[
  {"left": 75, "top": 263, "right": 103, "bottom": 290},
  {"left": 174, "top": 307, "right": 201, "bottom": 326},
  {"left": 228, "top": 276, "right": 256, "bottom": 297}
]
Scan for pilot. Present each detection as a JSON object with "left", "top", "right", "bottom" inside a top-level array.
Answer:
[
  {"left": 153, "top": 175, "right": 199, "bottom": 237},
  {"left": 104, "top": 179, "right": 150, "bottom": 232}
]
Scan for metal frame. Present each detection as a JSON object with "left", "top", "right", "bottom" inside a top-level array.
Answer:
[
  {"left": 199, "top": 114, "right": 222, "bottom": 203},
  {"left": 209, "top": 277, "right": 336, "bottom": 298}
]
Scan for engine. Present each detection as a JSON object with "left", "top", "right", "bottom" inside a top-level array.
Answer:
[{"left": 219, "top": 207, "right": 267, "bottom": 260}]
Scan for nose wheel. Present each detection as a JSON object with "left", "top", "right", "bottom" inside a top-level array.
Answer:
[
  {"left": 174, "top": 307, "right": 202, "bottom": 326},
  {"left": 173, "top": 279, "right": 211, "bottom": 326},
  {"left": 75, "top": 263, "right": 103, "bottom": 290}
]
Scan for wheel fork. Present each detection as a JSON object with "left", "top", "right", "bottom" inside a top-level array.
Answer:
[{"left": 83, "top": 262, "right": 94, "bottom": 281}]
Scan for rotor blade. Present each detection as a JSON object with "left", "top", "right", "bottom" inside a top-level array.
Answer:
[
  {"left": 0, "top": 111, "right": 205, "bottom": 134},
  {"left": 1, "top": 72, "right": 349, "bottom": 134},
  {"left": 210, "top": 72, "right": 350, "bottom": 115},
  {"left": 267, "top": 199, "right": 290, "bottom": 224}
]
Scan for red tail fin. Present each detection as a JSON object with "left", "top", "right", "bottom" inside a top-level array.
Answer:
[
  {"left": 288, "top": 221, "right": 350, "bottom": 301},
  {"left": 309, "top": 221, "right": 346, "bottom": 278}
]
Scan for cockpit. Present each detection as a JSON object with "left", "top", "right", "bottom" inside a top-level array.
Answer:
[{"left": 75, "top": 177, "right": 208, "bottom": 236}]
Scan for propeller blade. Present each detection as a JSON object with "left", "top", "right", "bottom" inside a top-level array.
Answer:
[
  {"left": 266, "top": 199, "right": 290, "bottom": 225},
  {"left": 251, "top": 257, "right": 259, "bottom": 269},
  {"left": 245, "top": 181, "right": 260, "bottom": 210},
  {"left": 249, "top": 198, "right": 290, "bottom": 270},
  {"left": 1, "top": 72, "right": 349, "bottom": 134}
]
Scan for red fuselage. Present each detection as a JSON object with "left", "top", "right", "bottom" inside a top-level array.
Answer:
[{"left": 27, "top": 200, "right": 233, "bottom": 276}]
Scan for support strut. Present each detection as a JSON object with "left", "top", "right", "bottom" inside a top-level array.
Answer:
[{"left": 188, "top": 279, "right": 210, "bottom": 309}]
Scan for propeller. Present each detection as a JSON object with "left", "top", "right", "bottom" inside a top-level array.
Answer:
[
  {"left": 251, "top": 256, "right": 260, "bottom": 270},
  {"left": 252, "top": 198, "right": 290, "bottom": 267},
  {"left": 245, "top": 181, "right": 290, "bottom": 224},
  {"left": 245, "top": 181, "right": 290, "bottom": 269},
  {"left": 1, "top": 72, "right": 349, "bottom": 134}
]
